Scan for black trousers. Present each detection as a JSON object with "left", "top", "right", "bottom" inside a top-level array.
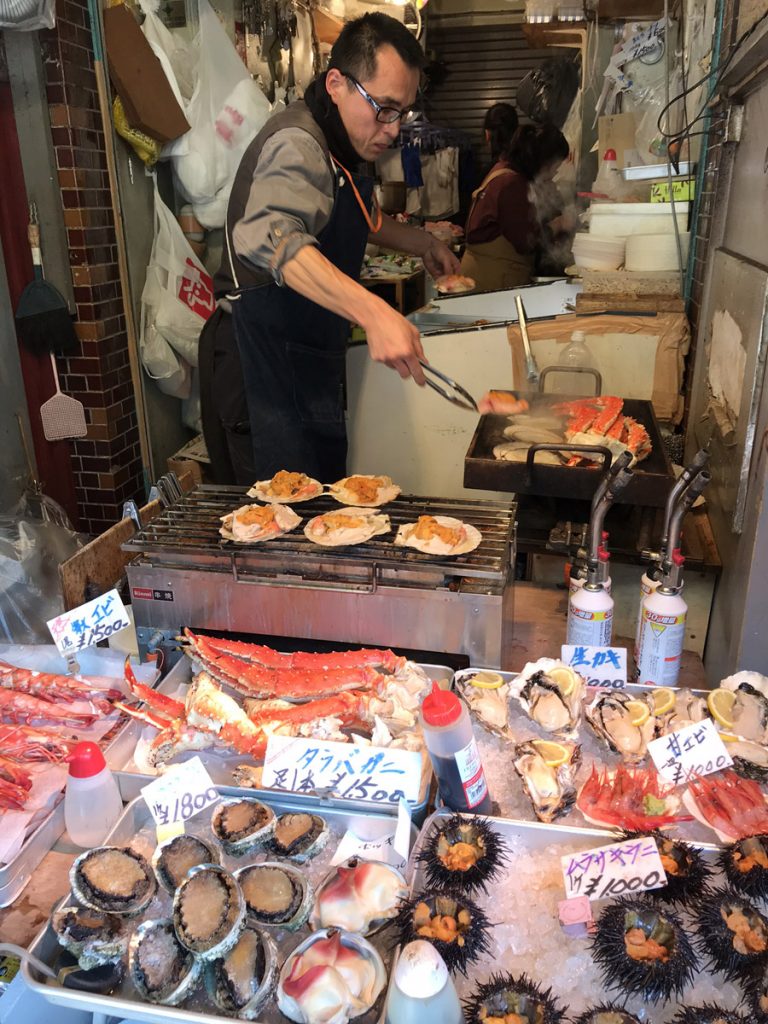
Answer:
[{"left": 198, "top": 307, "right": 255, "bottom": 486}]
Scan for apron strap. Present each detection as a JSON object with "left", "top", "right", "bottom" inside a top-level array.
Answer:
[
  {"left": 467, "top": 166, "right": 517, "bottom": 233},
  {"left": 331, "top": 156, "right": 383, "bottom": 233}
]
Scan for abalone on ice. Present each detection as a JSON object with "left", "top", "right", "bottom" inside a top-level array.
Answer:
[
  {"left": 208, "top": 924, "right": 278, "bottom": 1020},
  {"left": 172, "top": 864, "right": 245, "bottom": 960},
  {"left": 52, "top": 905, "right": 130, "bottom": 970},
  {"left": 211, "top": 798, "right": 275, "bottom": 857},
  {"left": 267, "top": 813, "right": 329, "bottom": 862},
  {"left": 235, "top": 861, "right": 312, "bottom": 930},
  {"left": 70, "top": 846, "right": 156, "bottom": 916},
  {"left": 151, "top": 833, "right": 220, "bottom": 893},
  {"left": 128, "top": 918, "right": 202, "bottom": 1005}
]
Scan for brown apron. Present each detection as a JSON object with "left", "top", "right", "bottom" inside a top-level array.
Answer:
[{"left": 461, "top": 168, "right": 534, "bottom": 292}]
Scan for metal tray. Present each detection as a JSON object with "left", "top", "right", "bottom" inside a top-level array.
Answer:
[
  {"left": 0, "top": 650, "right": 154, "bottom": 908},
  {"left": 407, "top": 311, "right": 512, "bottom": 334},
  {"left": 406, "top": 809, "right": 722, "bottom": 1022},
  {"left": 114, "top": 656, "right": 453, "bottom": 825},
  {"left": 464, "top": 396, "right": 674, "bottom": 506},
  {"left": 23, "top": 791, "right": 417, "bottom": 1024},
  {"left": 453, "top": 668, "right": 720, "bottom": 846}
]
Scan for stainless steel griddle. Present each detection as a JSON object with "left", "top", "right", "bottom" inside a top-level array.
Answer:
[{"left": 123, "top": 486, "right": 516, "bottom": 667}]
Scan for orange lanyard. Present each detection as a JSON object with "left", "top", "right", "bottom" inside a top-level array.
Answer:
[{"left": 332, "top": 157, "right": 383, "bottom": 234}]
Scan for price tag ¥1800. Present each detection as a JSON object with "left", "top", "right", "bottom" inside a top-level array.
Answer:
[
  {"left": 47, "top": 588, "right": 130, "bottom": 656},
  {"left": 141, "top": 757, "right": 219, "bottom": 831},
  {"left": 562, "top": 836, "right": 668, "bottom": 902}
]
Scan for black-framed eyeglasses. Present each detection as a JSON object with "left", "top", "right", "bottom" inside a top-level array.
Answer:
[{"left": 343, "top": 72, "right": 415, "bottom": 125}]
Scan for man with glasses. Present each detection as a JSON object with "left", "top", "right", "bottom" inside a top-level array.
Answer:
[{"left": 204, "top": 12, "right": 460, "bottom": 483}]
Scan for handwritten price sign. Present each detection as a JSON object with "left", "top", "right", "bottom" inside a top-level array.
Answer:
[
  {"left": 262, "top": 736, "right": 422, "bottom": 805},
  {"left": 562, "top": 836, "right": 667, "bottom": 902},
  {"left": 648, "top": 717, "right": 732, "bottom": 785},
  {"left": 141, "top": 757, "right": 219, "bottom": 832},
  {"left": 561, "top": 644, "right": 627, "bottom": 689},
  {"left": 47, "top": 588, "right": 130, "bottom": 656}
]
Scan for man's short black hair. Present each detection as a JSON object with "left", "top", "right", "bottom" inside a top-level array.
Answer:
[{"left": 328, "top": 12, "right": 424, "bottom": 81}]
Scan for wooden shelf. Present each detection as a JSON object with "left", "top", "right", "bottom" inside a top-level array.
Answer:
[{"left": 522, "top": 22, "right": 587, "bottom": 50}]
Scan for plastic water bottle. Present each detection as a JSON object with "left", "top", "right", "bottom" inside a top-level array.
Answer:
[
  {"left": 552, "top": 330, "right": 597, "bottom": 396},
  {"left": 420, "top": 683, "right": 492, "bottom": 815},
  {"left": 385, "top": 941, "right": 463, "bottom": 1024},
  {"left": 64, "top": 741, "right": 123, "bottom": 848}
]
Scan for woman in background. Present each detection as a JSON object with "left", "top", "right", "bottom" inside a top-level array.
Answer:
[{"left": 461, "top": 123, "right": 569, "bottom": 292}]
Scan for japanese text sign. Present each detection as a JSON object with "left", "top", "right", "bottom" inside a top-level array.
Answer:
[
  {"left": 331, "top": 798, "right": 412, "bottom": 872},
  {"left": 141, "top": 757, "right": 219, "bottom": 831},
  {"left": 562, "top": 836, "right": 667, "bottom": 902},
  {"left": 648, "top": 717, "right": 732, "bottom": 785},
  {"left": 262, "top": 736, "right": 422, "bottom": 804},
  {"left": 47, "top": 588, "right": 130, "bottom": 656},
  {"left": 178, "top": 258, "right": 215, "bottom": 320},
  {"left": 561, "top": 644, "right": 627, "bottom": 689}
]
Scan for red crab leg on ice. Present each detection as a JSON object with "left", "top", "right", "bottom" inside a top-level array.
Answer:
[
  {"left": 182, "top": 630, "right": 406, "bottom": 674},
  {"left": 181, "top": 632, "right": 385, "bottom": 701},
  {"left": 0, "top": 689, "right": 97, "bottom": 728},
  {"left": 0, "top": 724, "right": 74, "bottom": 761},
  {"left": 0, "top": 659, "right": 120, "bottom": 713}
]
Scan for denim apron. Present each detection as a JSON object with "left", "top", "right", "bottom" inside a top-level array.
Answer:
[{"left": 231, "top": 163, "right": 374, "bottom": 482}]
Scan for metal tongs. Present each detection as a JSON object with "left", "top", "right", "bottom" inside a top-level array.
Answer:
[
  {"left": 515, "top": 295, "right": 540, "bottom": 387},
  {"left": 419, "top": 359, "right": 479, "bottom": 412}
]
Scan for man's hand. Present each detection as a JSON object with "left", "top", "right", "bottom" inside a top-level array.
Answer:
[
  {"left": 362, "top": 302, "right": 426, "bottom": 384},
  {"left": 422, "top": 238, "right": 461, "bottom": 280}
]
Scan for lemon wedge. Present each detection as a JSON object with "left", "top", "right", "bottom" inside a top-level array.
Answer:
[
  {"left": 626, "top": 699, "right": 651, "bottom": 727},
  {"left": 529, "top": 739, "right": 570, "bottom": 767},
  {"left": 718, "top": 731, "right": 740, "bottom": 743},
  {"left": 650, "top": 686, "right": 675, "bottom": 716},
  {"left": 547, "top": 666, "right": 577, "bottom": 697},
  {"left": 469, "top": 670, "right": 505, "bottom": 690},
  {"left": 707, "top": 688, "right": 736, "bottom": 729}
]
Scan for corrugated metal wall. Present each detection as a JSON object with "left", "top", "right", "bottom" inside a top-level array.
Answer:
[{"left": 424, "top": 20, "right": 570, "bottom": 175}]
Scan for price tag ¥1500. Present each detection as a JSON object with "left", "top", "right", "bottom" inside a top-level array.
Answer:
[
  {"left": 47, "top": 588, "right": 130, "bottom": 656},
  {"left": 141, "top": 757, "right": 219, "bottom": 830}
]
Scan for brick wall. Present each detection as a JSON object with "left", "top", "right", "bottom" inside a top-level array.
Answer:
[{"left": 40, "top": 0, "right": 145, "bottom": 536}]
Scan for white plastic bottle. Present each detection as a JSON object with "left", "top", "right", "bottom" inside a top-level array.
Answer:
[
  {"left": 567, "top": 582, "right": 614, "bottom": 647},
  {"left": 420, "top": 684, "right": 492, "bottom": 815},
  {"left": 633, "top": 567, "right": 660, "bottom": 664},
  {"left": 593, "top": 147, "right": 625, "bottom": 200},
  {"left": 385, "top": 941, "right": 463, "bottom": 1024},
  {"left": 552, "top": 330, "right": 597, "bottom": 396},
  {"left": 636, "top": 585, "right": 687, "bottom": 687},
  {"left": 64, "top": 740, "right": 123, "bottom": 848}
]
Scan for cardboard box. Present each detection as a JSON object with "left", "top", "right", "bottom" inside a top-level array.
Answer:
[
  {"left": 104, "top": 5, "right": 189, "bottom": 144},
  {"left": 597, "top": 112, "right": 637, "bottom": 168},
  {"left": 167, "top": 434, "right": 210, "bottom": 486}
]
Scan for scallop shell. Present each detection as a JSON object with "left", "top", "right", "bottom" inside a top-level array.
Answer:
[
  {"left": 128, "top": 918, "right": 202, "bottom": 1005},
  {"left": 208, "top": 925, "right": 278, "bottom": 1020},
  {"left": 211, "top": 798, "right": 275, "bottom": 857},
  {"left": 311, "top": 857, "right": 408, "bottom": 937},
  {"left": 70, "top": 846, "right": 157, "bottom": 917},
  {"left": 234, "top": 861, "right": 313, "bottom": 931},
  {"left": 172, "top": 864, "right": 245, "bottom": 960},
  {"left": 267, "top": 813, "right": 329, "bottom": 862},
  {"left": 52, "top": 905, "right": 130, "bottom": 970},
  {"left": 276, "top": 928, "right": 386, "bottom": 1024},
  {"left": 151, "top": 833, "right": 221, "bottom": 893}
]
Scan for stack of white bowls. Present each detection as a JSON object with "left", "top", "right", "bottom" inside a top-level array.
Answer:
[
  {"left": 572, "top": 232, "right": 626, "bottom": 271},
  {"left": 625, "top": 232, "right": 690, "bottom": 271}
]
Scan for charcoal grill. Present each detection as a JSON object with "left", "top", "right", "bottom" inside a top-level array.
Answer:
[{"left": 123, "top": 486, "right": 516, "bottom": 667}]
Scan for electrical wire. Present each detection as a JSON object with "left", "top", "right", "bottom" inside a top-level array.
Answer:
[{"left": 663, "top": 0, "right": 685, "bottom": 295}]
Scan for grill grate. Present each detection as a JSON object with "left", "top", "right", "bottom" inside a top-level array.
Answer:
[{"left": 123, "top": 485, "right": 516, "bottom": 584}]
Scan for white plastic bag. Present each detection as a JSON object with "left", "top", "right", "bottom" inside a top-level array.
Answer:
[
  {"left": 140, "top": 182, "right": 214, "bottom": 397},
  {"left": 161, "top": 0, "right": 271, "bottom": 228},
  {"left": 0, "top": 0, "right": 55, "bottom": 30}
]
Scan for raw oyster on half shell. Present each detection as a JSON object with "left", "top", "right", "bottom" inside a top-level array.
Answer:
[
  {"left": 235, "top": 862, "right": 313, "bottom": 930},
  {"left": 209, "top": 925, "right": 278, "bottom": 1019},
  {"left": 513, "top": 740, "right": 581, "bottom": 823},
  {"left": 172, "top": 864, "right": 244, "bottom": 959},
  {"left": 211, "top": 798, "right": 275, "bottom": 857},
  {"left": 70, "top": 846, "right": 156, "bottom": 916},
  {"left": 455, "top": 670, "right": 511, "bottom": 738},
  {"left": 586, "top": 691, "right": 655, "bottom": 763},
  {"left": 128, "top": 918, "right": 202, "bottom": 1005},
  {"left": 52, "top": 905, "right": 130, "bottom": 970},
  {"left": 152, "top": 833, "right": 220, "bottom": 893},
  {"left": 509, "top": 659, "right": 585, "bottom": 737},
  {"left": 277, "top": 928, "right": 386, "bottom": 1024},
  {"left": 267, "top": 813, "right": 329, "bottom": 862},
  {"left": 311, "top": 858, "right": 408, "bottom": 936}
]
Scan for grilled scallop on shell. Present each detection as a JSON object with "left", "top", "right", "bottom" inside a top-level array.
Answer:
[
  {"left": 152, "top": 833, "right": 220, "bottom": 893},
  {"left": 70, "top": 846, "right": 157, "bottom": 916},
  {"left": 211, "top": 798, "right": 275, "bottom": 857},
  {"left": 235, "top": 861, "right": 312, "bottom": 930},
  {"left": 52, "top": 906, "right": 130, "bottom": 970},
  {"left": 172, "top": 864, "right": 245, "bottom": 959},
  {"left": 209, "top": 925, "right": 278, "bottom": 1019},
  {"left": 128, "top": 918, "right": 202, "bottom": 1005}
]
